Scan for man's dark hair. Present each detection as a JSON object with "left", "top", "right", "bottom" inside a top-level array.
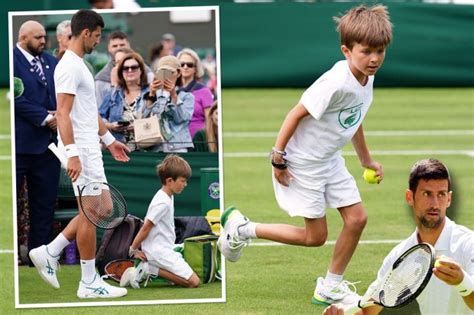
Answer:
[
  {"left": 409, "top": 158, "right": 451, "bottom": 192},
  {"left": 71, "top": 9, "right": 105, "bottom": 37},
  {"left": 108, "top": 30, "right": 128, "bottom": 41}
]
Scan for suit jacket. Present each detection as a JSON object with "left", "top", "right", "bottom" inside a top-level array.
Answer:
[{"left": 14, "top": 46, "right": 58, "bottom": 154}]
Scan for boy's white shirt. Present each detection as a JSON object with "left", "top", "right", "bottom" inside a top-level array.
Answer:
[
  {"left": 287, "top": 60, "right": 373, "bottom": 165},
  {"left": 54, "top": 49, "right": 100, "bottom": 148},
  {"left": 142, "top": 189, "right": 176, "bottom": 254}
]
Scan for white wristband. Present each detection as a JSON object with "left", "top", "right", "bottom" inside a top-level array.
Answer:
[
  {"left": 100, "top": 131, "right": 116, "bottom": 147},
  {"left": 455, "top": 270, "right": 474, "bottom": 297},
  {"left": 64, "top": 144, "right": 79, "bottom": 158}
]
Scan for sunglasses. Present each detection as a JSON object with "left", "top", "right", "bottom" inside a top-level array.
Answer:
[
  {"left": 122, "top": 65, "right": 140, "bottom": 72},
  {"left": 181, "top": 62, "right": 195, "bottom": 68}
]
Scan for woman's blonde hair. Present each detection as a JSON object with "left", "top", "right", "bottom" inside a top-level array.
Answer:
[
  {"left": 177, "top": 48, "right": 205, "bottom": 79},
  {"left": 334, "top": 5, "right": 392, "bottom": 49}
]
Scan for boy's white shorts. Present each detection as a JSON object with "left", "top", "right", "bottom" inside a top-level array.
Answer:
[
  {"left": 146, "top": 247, "right": 194, "bottom": 280},
  {"left": 69, "top": 147, "right": 107, "bottom": 196},
  {"left": 272, "top": 155, "right": 361, "bottom": 219}
]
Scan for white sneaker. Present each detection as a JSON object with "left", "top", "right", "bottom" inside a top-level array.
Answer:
[
  {"left": 120, "top": 262, "right": 150, "bottom": 289},
  {"left": 29, "top": 245, "right": 60, "bottom": 289},
  {"left": 312, "top": 277, "right": 361, "bottom": 306},
  {"left": 217, "top": 206, "right": 250, "bottom": 262},
  {"left": 77, "top": 273, "right": 127, "bottom": 298}
]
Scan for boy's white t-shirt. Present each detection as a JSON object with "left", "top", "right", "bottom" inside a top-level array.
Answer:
[
  {"left": 287, "top": 60, "right": 374, "bottom": 165},
  {"left": 54, "top": 50, "right": 100, "bottom": 148},
  {"left": 142, "top": 189, "right": 176, "bottom": 253}
]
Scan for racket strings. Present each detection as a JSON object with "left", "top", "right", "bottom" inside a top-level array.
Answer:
[
  {"left": 80, "top": 183, "right": 127, "bottom": 229},
  {"left": 380, "top": 247, "right": 432, "bottom": 307}
]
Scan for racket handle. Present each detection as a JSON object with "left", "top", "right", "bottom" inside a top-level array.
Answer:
[{"left": 48, "top": 143, "right": 68, "bottom": 168}]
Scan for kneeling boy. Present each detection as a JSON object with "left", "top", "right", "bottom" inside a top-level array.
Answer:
[{"left": 121, "top": 154, "right": 200, "bottom": 288}]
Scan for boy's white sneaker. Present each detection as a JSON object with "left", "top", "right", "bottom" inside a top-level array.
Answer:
[
  {"left": 77, "top": 273, "right": 127, "bottom": 298},
  {"left": 312, "top": 277, "right": 361, "bottom": 306},
  {"left": 217, "top": 206, "right": 250, "bottom": 262},
  {"left": 120, "top": 262, "right": 150, "bottom": 289},
  {"left": 29, "top": 245, "right": 60, "bottom": 289}
]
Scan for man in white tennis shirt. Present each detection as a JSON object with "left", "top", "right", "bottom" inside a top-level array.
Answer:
[
  {"left": 29, "top": 9, "right": 130, "bottom": 298},
  {"left": 324, "top": 159, "right": 474, "bottom": 314}
]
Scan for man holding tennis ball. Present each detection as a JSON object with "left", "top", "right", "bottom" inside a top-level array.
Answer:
[
  {"left": 324, "top": 159, "right": 474, "bottom": 314},
  {"left": 219, "top": 4, "right": 389, "bottom": 307}
]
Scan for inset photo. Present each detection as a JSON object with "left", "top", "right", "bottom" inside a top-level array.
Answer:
[{"left": 9, "top": 5, "right": 223, "bottom": 308}]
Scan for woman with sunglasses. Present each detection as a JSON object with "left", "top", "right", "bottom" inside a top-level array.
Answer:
[
  {"left": 177, "top": 48, "right": 214, "bottom": 138},
  {"left": 140, "top": 55, "right": 194, "bottom": 152},
  {"left": 99, "top": 52, "right": 149, "bottom": 149}
]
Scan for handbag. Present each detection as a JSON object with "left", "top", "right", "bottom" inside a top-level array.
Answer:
[{"left": 133, "top": 112, "right": 163, "bottom": 149}]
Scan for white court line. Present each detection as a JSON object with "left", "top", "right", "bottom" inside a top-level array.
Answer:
[
  {"left": 0, "top": 249, "right": 13, "bottom": 254},
  {"left": 250, "top": 239, "right": 403, "bottom": 247},
  {"left": 0, "top": 135, "right": 10, "bottom": 140},
  {"left": 0, "top": 156, "right": 11, "bottom": 160},
  {"left": 224, "top": 130, "right": 474, "bottom": 138},
  {"left": 224, "top": 150, "right": 474, "bottom": 158}
]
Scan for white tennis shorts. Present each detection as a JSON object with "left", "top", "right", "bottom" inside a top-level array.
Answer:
[
  {"left": 146, "top": 247, "right": 194, "bottom": 280},
  {"left": 72, "top": 147, "right": 107, "bottom": 196},
  {"left": 272, "top": 155, "right": 361, "bottom": 219}
]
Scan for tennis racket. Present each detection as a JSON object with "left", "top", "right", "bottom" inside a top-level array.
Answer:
[
  {"left": 104, "top": 258, "right": 135, "bottom": 282},
  {"left": 48, "top": 143, "right": 127, "bottom": 229},
  {"left": 344, "top": 242, "right": 435, "bottom": 314}
]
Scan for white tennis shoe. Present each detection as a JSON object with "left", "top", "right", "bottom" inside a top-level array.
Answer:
[
  {"left": 120, "top": 262, "right": 151, "bottom": 289},
  {"left": 312, "top": 277, "right": 361, "bottom": 306},
  {"left": 217, "top": 206, "right": 250, "bottom": 262},
  {"left": 77, "top": 273, "right": 127, "bottom": 298},
  {"left": 29, "top": 245, "right": 60, "bottom": 289}
]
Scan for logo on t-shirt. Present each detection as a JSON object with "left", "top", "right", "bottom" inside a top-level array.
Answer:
[{"left": 338, "top": 103, "right": 363, "bottom": 129}]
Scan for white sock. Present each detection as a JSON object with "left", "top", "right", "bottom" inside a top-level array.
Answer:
[
  {"left": 238, "top": 221, "right": 258, "bottom": 239},
  {"left": 325, "top": 271, "right": 343, "bottom": 284},
  {"left": 46, "top": 233, "right": 70, "bottom": 257},
  {"left": 148, "top": 263, "right": 160, "bottom": 277},
  {"left": 80, "top": 259, "right": 97, "bottom": 284}
]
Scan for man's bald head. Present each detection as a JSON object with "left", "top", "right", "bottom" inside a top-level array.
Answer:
[{"left": 18, "top": 20, "right": 46, "bottom": 56}]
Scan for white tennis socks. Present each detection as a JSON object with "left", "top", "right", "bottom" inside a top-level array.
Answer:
[
  {"left": 81, "top": 259, "right": 97, "bottom": 283},
  {"left": 325, "top": 271, "right": 343, "bottom": 284},
  {"left": 238, "top": 221, "right": 258, "bottom": 239},
  {"left": 47, "top": 233, "right": 70, "bottom": 257}
]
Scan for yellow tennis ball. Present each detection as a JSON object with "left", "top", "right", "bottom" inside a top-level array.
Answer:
[
  {"left": 434, "top": 259, "right": 442, "bottom": 268},
  {"left": 363, "top": 168, "right": 379, "bottom": 184}
]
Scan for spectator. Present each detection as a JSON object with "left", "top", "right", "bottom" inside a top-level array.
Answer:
[
  {"left": 53, "top": 20, "right": 71, "bottom": 59},
  {"left": 149, "top": 42, "right": 170, "bottom": 69},
  {"left": 177, "top": 48, "right": 214, "bottom": 138},
  {"left": 110, "top": 47, "right": 134, "bottom": 87},
  {"left": 95, "top": 31, "right": 153, "bottom": 107},
  {"left": 89, "top": 0, "right": 113, "bottom": 9},
  {"left": 99, "top": 52, "right": 149, "bottom": 149},
  {"left": 95, "top": 31, "right": 130, "bottom": 106},
  {"left": 141, "top": 55, "right": 194, "bottom": 152},
  {"left": 193, "top": 102, "right": 218, "bottom": 152},
  {"left": 13, "top": 20, "right": 60, "bottom": 257},
  {"left": 161, "top": 33, "right": 182, "bottom": 56}
]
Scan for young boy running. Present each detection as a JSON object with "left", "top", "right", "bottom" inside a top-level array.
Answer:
[
  {"left": 120, "top": 154, "right": 200, "bottom": 289},
  {"left": 218, "top": 5, "right": 392, "bottom": 306}
]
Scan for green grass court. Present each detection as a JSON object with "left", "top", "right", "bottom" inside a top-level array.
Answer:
[{"left": 1, "top": 88, "right": 473, "bottom": 314}]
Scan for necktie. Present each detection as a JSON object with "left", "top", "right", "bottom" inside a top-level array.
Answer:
[{"left": 31, "top": 57, "right": 46, "bottom": 82}]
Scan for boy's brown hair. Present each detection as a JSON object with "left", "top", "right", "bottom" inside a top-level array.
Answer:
[
  {"left": 156, "top": 154, "right": 192, "bottom": 184},
  {"left": 334, "top": 5, "right": 392, "bottom": 50}
]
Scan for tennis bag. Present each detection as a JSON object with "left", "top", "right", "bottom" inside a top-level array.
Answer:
[
  {"left": 183, "top": 234, "right": 220, "bottom": 283},
  {"left": 96, "top": 214, "right": 143, "bottom": 275}
]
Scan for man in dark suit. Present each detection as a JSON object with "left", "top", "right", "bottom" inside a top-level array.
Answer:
[{"left": 14, "top": 20, "right": 60, "bottom": 254}]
